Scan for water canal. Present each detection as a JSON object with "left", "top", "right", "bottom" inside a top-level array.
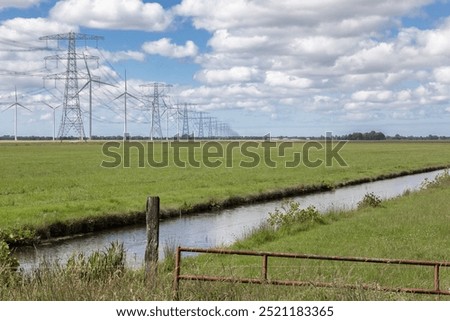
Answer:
[{"left": 14, "top": 169, "right": 445, "bottom": 270}]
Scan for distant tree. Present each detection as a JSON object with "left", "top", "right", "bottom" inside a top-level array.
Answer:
[{"left": 341, "top": 131, "right": 386, "bottom": 140}]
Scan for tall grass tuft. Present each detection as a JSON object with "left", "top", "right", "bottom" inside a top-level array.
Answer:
[
  {"left": 420, "top": 169, "right": 450, "bottom": 189},
  {"left": 233, "top": 222, "right": 278, "bottom": 250},
  {"left": 357, "top": 192, "right": 382, "bottom": 209},
  {"left": 64, "top": 241, "right": 125, "bottom": 281},
  {"left": 0, "top": 240, "right": 19, "bottom": 285},
  {"left": 267, "top": 200, "right": 324, "bottom": 231},
  {"left": 161, "top": 240, "right": 177, "bottom": 273}
]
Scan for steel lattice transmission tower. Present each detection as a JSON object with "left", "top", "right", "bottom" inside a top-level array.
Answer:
[
  {"left": 208, "top": 116, "right": 214, "bottom": 138},
  {"left": 197, "top": 111, "right": 205, "bottom": 138},
  {"left": 181, "top": 103, "right": 190, "bottom": 137},
  {"left": 141, "top": 83, "right": 172, "bottom": 140},
  {"left": 40, "top": 32, "right": 103, "bottom": 139}
]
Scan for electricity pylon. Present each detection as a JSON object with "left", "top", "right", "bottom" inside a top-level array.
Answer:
[
  {"left": 198, "top": 111, "right": 205, "bottom": 138},
  {"left": 181, "top": 103, "right": 190, "bottom": 137},
  {"left": 208, "top": 116, "right": 215, "bottom": 138},
  {"left": 189, "top": 111, "right": 209, "bottom": 138},
  {"left": 140, "top": 83, "right": 172, "bottom": 140},
  {"left": 40, "top": 32, "right": 103, "bottom": 140}
]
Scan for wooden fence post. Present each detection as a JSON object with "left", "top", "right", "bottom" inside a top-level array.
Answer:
[{"left": 145, "top": 196, "right": 160, "bottom": 288}]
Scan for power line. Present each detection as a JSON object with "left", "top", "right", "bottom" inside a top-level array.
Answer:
[
  {"left": 78, "top": 53, "right": 116, "bottom": 140},
  {"left": 140, "top": 83, "right": 172, "bottom": 140},
  {"left": 0, "top": 34, "right": 240, "bottom": 139},
  {"left": 40, "top": 32, "right": 104, "bottom": 140}
]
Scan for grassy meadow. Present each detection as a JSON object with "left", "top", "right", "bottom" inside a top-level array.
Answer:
[
  {"left": 175, "top": 172, "right": 450, "bottom": 300},
  {"left": 0, "top": 140, "right": 449, "bottom": 242},
  {"left": 1, "top": 169, "right": 449, "bottom": 300}
]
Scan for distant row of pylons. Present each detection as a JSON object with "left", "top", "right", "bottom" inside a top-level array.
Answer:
[{"left": 1, "top": 31, "right": 238, "bottom": 140}]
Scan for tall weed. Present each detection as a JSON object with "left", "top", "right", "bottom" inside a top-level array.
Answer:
[
  {"left": 357, "top": 192, "right": 382, "bottom": 209},
  {"left": 64, "top": 241, "right": 125, "bottom": 281},
  {"left": 267, "top": 200, "right": 323, "bottom": 231},
  {"left": 0, "top": 240, "right": 19, "bottom": 286},
  {"left": 420, "top": 169, "right": 450, "bottom": 189}
]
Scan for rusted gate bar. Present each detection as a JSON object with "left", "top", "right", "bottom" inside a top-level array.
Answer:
[
  {"left": 434, "top": 264, "right": 440, "bottom": 291},
  {"left": 262, "top": 255, "right": 268, "bottom": 281},
  {"left": 173, "top": 247, "right": 450, "bottom": 300},
  {"left": 177, "top": 247, "right": 450, "bottom": 267},
  {"left": 173, "top": 246, "right": 182, "bottom": 300}
]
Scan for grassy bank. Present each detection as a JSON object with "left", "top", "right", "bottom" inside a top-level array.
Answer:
[
  {"left": 177, "top": 172, "right": 450, "bottom": 300},
  {"left": 1, "top": 140, "right": 449, "bottom": 243},
  {"left": 1, "top": 171, "right": 449, "bottom": 300}
]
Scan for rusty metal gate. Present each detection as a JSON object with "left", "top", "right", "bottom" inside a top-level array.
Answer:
[{"left": 173, "top": 247, "right": 450, "bottom": 299}]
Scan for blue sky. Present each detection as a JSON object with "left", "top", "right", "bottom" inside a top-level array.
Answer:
[{"left": 1, "top": 0, "right": 450, "bottom": 138}]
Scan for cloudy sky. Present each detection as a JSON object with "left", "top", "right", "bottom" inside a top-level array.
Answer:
[{"left": 0, "top": 0, "right": 450, "bottom": 137}]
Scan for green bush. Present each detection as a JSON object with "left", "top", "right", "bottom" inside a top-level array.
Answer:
[
  {"left": 267, "top": 200, "right": 322, "bottom": 230},
  {"left": 0, "top": 240, "right": 19, "bottom": 281},
  {"left": 0, "top": 228, "right": 35, "bottom": 245},
  {"left": 357, "top": 192, "right": 382, "bottom": 209}
]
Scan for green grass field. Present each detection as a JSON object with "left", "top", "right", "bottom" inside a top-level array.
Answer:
[
  {"left": 174, "top": 172, "right": 450, "bottom": 300},
  {"left": 2, "top": 169, "right": 449, "bottom": 300},
  {"left": 0, "top": 140, "right": 449, "bottom": 240}
]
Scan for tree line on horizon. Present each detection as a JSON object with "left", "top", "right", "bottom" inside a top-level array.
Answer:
[{"left": 1, "top": 131, "right": 449, "bottom": 141}]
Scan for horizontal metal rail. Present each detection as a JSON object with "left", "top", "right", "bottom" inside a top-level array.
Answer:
[{"left": 173, "top": 247, "right": 450, "bottom": 299}]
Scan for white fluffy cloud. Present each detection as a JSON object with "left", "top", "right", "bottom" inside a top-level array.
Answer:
[
  {"left": 195, "top": 66, "right": 261, "bottom": 84},
  {"left": 208, "top": 29, "right": 268, "bottom": 53},
  {"left": 99, "top": 49, "right": 145, "bottom": 63},
  {"left": 352, "top": 90, "right": 394, "bottom": 103},
  {"left": 175, "top": 0, "right": 433, "bottom": 31},
  {"left": 142, "top": 38, "right": 198, "bottom": 58},
  {"left": 0, "top": 0, "right": 41, "bottom": 10},
  {"left": 171, "top": 0, "right": 450, "bottom": 133},
  {"left": 0, "top": 17, "right": 77, "bottom": 92},
  {"left": 264, "top": 71, "right": 313, "bottom": 89},
  {"left": 50, "top": 0, "right": 171, "bottom": 31},
  {"left": 2, "top": 0, "right": 450, "bottom": 136},
  {"left": 0, "top": 17, "right": 75, "bottom": 42},
  {"left": 434, "top": 66, "right": 450, "bottom": 84}
]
